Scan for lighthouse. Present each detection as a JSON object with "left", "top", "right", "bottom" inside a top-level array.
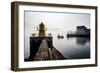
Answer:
[
  {"left": 27, "top": 22, "right": 65, "bottom": 61},
  {"left": 38, "top": 22, "right": 46, "bottom": 37}
]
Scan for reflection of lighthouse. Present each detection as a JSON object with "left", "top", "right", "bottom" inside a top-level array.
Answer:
[{"left": 38, "top": 22, "right": 47, "bottom": 37}]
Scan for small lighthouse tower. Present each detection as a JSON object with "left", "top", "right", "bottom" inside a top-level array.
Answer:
[
  {"left": 28, "top": 22, "right": 65, "bottom": 61},
  {"left": 38, "top": 22, "right": 46, "bottom": 37}
]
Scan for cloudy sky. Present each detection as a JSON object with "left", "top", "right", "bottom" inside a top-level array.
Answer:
[
  {"left": 24, "top": 11, "right": 90, "bottom": 58},
  {"left": 25, "top": 11, "right": 90, "bottom": 35}
]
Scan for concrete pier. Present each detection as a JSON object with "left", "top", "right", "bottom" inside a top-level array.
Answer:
[{"left": 26, "top": 37, "right": 65, "bottom": 61}]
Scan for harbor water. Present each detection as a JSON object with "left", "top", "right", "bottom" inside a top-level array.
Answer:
[
  {"left": 24, "top": 33, "right": 90, "bottom": 60},
  {"left": 53, "top": 33, "right": 90, "bottom": 59}
]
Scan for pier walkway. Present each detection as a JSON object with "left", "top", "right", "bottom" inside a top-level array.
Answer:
[{"left": 32, "top": 39, "right": 65, "bottom": 61}]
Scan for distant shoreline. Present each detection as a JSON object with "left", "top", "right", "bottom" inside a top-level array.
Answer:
[{"left": 67, "top": 34, "right": 90, "bottom": 37}]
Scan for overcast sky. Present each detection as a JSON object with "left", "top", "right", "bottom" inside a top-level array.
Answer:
[{"left": 25, "top": 11, "right": 90, "bottom": 36}]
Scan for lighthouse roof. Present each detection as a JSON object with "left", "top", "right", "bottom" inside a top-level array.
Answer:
[{"left": 39, "top": 22, "right": 44, "bottom": 26}]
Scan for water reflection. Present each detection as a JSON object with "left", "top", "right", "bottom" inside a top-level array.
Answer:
[
  {"left": 67, "top": 37, "right": 90, "bottom": 45},
  {"left": 76, "top": 37, "right": 90, "bottom": 45},
  {"left": 24, "top": 34, "right": 90, "bottom": 60},
  {"left": 53, "top": 35, "right": 90, "bottom": 59}
]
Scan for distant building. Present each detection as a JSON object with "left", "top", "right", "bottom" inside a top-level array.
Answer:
[
  {"left": 67, "top": 26, "right": 90, "bottom": 37},
  {"left": 76, "top": 26, "right": 90, "bottom": 35}
]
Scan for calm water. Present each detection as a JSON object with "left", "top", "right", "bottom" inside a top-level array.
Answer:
[
  {"left": 53, "top": 35, "right": 90, "bottom": 59},
  {"left": 24, "top": 34, "right": 90, "bottom": 59}
]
